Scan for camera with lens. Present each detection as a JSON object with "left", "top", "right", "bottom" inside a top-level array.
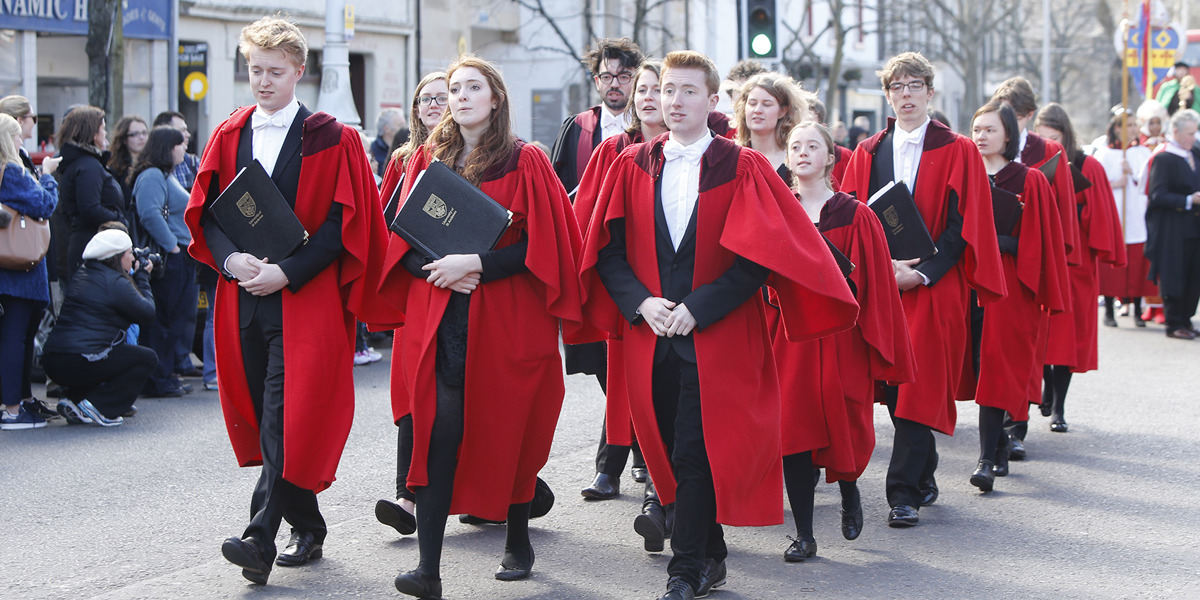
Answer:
[{"left": 132, "top": 247, "right": 164, "bottom": 278}]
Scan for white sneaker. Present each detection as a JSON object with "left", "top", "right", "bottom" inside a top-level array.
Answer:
[{"left": 354, "top": 348, "right": 382, "bottom": 366}]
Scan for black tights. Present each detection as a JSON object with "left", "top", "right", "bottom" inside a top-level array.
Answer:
[
  {"left": 412, "top": 377, "right": 532, "bottom": 579},
  {"left": 1042, "top": 365, "right": 1072, "bottom": 421},
  {"left": 783, "top": 452, "right": 860, "bottom": 541},
  {"left": 978, "top": 406, "right": 1006, "bottom": 462},
  {"left": 1104, "top": 296, "right": 1141, "bottom": 319}
]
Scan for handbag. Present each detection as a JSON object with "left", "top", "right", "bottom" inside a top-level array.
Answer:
[{"left": 0, "top": 163, "right": 53, "bottom": 271}]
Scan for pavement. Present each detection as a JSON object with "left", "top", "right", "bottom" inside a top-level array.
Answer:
[{"left": 3, "top": 309, "right": 1198, "bottom": 600}]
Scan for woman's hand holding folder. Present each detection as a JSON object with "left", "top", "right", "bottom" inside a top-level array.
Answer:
[{"left": 423, "top": 253, "right": 482, "bottom": 294}]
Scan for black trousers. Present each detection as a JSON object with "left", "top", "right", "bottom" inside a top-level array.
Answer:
[
  {"left": 143, "top": 250, "right": 197, "bottom": 392},
  {"left": 238, "top": 293, "right": 326, "bottom": 559},
  {"left": 42, "top": 344, "right": 156, "bottom": 418},
  {"left": 1163, "top": 237, "right": 1200, "bottom": 331},
  {"left": 395, "top": 413, "right": 415, "bottom": 501},
  {"left": 0, "top": 296, "right": 44, "bottom": 406},
  {"left": 591, "top": 356, "right": 647, "bottom": 476},
  {"left": 884, "top": 386, "right": 938, "bottom": 508},
  {"left": 654, "top": 346, "right": 726, "bottom": 591}
]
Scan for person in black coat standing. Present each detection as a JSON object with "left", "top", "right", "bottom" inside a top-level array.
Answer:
[
  {"left": 1146, "top": 109, "right": 1200, "bottom": 339},
  {"left": 41, "top": 229, "right": 157, "bottom": 425},
  {"left": 55, "top": 106, "right": 128, "bottom": 278}
]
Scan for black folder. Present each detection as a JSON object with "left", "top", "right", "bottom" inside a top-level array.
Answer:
[
  {"left": 1038, "top": 152, "right": 1061, "bottom": 185},
  {"left": 389, "top": 160, "right": 513, "bottom": 259},
  {"left": 867, "top": 181, "right": 937, "bottom": 261},
  {"left": 209, "top": 160, "right": 308, "bottom": 260},
  {"left": 821, "top": 233, "right": 855, "bottom": 278},
  {"left": 991, "top": 185, "right": 1024, "bottom": 236},
  {"left": 1069, "top": 162, "right": 1092, "bottom": 193}
]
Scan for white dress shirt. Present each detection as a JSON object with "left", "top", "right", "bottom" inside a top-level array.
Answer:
[
  {"left": 251, "top": 98, "right": 301, "bottom": 176},
  {"left": 600, "top": 107, "right": 631, "bottom": 141},
  {"left": 892, "top": 116, "right": 930, "bottom": 187},
  {"left": 1015, "top": 129, "right": 1029, "bottom": 164},
  {"left": 1164, "top": 140, "right": 1197, "bottom": 209},
  {"left": 660, "top": 132, "right": 713, "bottom": 250}
]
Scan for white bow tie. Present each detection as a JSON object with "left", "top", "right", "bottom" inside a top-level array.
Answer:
[
  {"left": 663, "top": 139, "right": 705, "bottom": 163},
  {"left": 252, "top": 111, "right": 290, "bottom": 130},
  {"left": 894, "top": 126, "right": 922, "bottom": 146},
  {"left": 601, "top": 109, "right": 625, "bottom": 131}
]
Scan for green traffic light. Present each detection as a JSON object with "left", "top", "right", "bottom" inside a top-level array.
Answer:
[{"left": 751, "top": 33, "right": 772, "bottom": 56}]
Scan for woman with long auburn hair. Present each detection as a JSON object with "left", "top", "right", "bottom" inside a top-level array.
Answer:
[{"left": 378, "top": 55, "right": 585, "bottom": 599}]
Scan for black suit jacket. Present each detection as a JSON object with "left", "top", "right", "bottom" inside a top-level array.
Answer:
[
  {"left": 595, "top": 160, "right": 768, "bottom": 364},
  {"left": 200, "top": 104, "right": 345, "bottom": 327}
]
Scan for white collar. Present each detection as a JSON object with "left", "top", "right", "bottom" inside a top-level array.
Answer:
[
  {"left": 1165, "top": 140, "right": 1194, "bottom": 159},
  {"left": 893, "top": 117, "right": 931, "bottom": 146},
  {"left": 663, "top": 131, "right": 714, "bottom": 163},
  {"left": 253, "top": 98, "right": 301, "bottom": 129},
  {"left": 601, "top": 107, "right": 629, "bottom": 130}
]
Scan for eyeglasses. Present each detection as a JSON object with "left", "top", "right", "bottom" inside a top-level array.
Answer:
[
  {"left": 418, "top": 95, "right": 449, "bottom": 106},
  {"left": 887, "top": 81, "right": 928, "bottom": 93},
  {"left": 21, "top": 114, "right": 36, "bottom": 124},
  {"left": 126, "top": 130, "right": 149, "bottom": 138},
  {"left": 597, "top": 72, "right": 634, "bottom": 85}
]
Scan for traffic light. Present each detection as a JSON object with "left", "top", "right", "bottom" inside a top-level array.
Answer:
[{"left": 742, "top": 0, "right": 778, "bottom": 60}]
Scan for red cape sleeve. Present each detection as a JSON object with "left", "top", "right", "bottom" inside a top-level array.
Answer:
[
  {"left": 185, "top": 107, "right": 253, "bottom": 271},
  {"left": 724, "top": 151, "right": 859, "bottom": 341},
  {"left": 1081, "top": 156, "right": 1127, "bottom": 266},
  {"left": 1034, "top": 140, "right": 1081, "bottom": 264},
  {"left": 1016, "top": 168, "right": 1069, "bottom": 313},
  {"left": 572, "top": 136, "right": 624, "bottom": 244},
  {"left": 576, "top": 148, "right": 636, "bottom": 342},
  {"left": 951, "top": 136, "right": 1008, "bottom": 305},
  {"left": 848, "top": 203, "right": 916, "bottom": 382}
]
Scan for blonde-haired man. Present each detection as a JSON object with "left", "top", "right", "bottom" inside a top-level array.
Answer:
[
  {"left": 577, "top": 50, "right": 857, "bottom": 600},
  {"left": 185, "top": 15, "right": 397, "bottom": 585}
]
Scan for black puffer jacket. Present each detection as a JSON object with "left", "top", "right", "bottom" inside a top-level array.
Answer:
[
  {"left": 56, "top": 143, "right": 129, "bottom": 276},
  {"left": 43, "top": 261, "right": 154, "bottom": 356}
]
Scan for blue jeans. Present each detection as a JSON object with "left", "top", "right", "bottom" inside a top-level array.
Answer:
[{"left": 0, "top": 296, "right": 43, "bottom": 407}]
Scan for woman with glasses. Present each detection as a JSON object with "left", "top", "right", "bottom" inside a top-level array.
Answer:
[
  {"left": 0, "top": 96, "right": 56, "bottom": 177},
  {"left": 107, "top": 116, "right": 150, "bottom": 235},
  {"left": 56, "top": 106, "right": 127, "bottom": 278},
  {"left": 379, "top": 55, "right": 584, "bottom": 599},
  {"left": 373, "top": 70, "right": 447, "bottom": 538}
]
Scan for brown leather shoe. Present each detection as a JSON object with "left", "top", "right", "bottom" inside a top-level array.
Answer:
[{"left": 1167, "top": 328, "right": 1197, "bottom": 340}]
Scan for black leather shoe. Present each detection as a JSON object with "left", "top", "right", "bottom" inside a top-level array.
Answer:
[
  {"left": 376, "top": 499, "right": 416, "bottom": 535},
  {"left": 1050, "top": 420, "right": 1068, "bottom": 433},
  {"left": 581, "top": 473, "right": 619, "bottom": 500},
  {"left": 841, "top": 503, "right": 863, "bottom": 541},
  {"left": 275, "top": 530, "right": 323, "bottom": 566},
  {"left": 631, "top": 466, "right": 649, "bottom": 483},
  {"left": 1133, "top": 313, "right": 1147, "bottom": 327},
  {"left": 494, "top": 547, "right": 534, "bottom": 581},
  {"left": 970, "top": 460, "right": 995, "bottom": 492},
  {"left": 784, "top": 536, "right": 817, "bottom": 562},
  {"left": 530, "top": 476, "right": 555, "bottom": 518},
  {"left": 634, "top": 506, "right": 668, "bottom": 552},
  {"left": 1167, "top": 328, "right": 1197, "bottom": 339},
  {"left": 887, "top": 504, "right": 919, "bottom": 528},
  {"left": 658, "top": 576, "right": 696, "bottom": 600},
  {"left": 1102, "top": 314, "right": 1118, "bottom": 327},
  {"left": 918, "top": 476, "right": 938, "bottom": 507},
  {"left": 394, "top": 569, "right": 442, "bottom": 598},
  {"left": 1039, "top": 400, "right": 1053, "bottom": 417},
  {"left": 459, "top": 513, "right": 505, "bottom": 525},
  {"left": 696, "top": 558, "right": 726, "bottom": 597},
  {"left": 993, "top": 436, "right": 1010, "bottom": 477},
  {"left": 1008, "top": 435, "right": 1026, "bottom": 461},
  {"left": 222, "top": 536, "right": 271, "bottom": 585}
]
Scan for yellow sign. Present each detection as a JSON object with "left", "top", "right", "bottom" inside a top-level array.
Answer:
[
  {"left": 183, "top": 71, "right": 208, "bottom": 102},
  {"left": 344, "top": 5, "right": 355, "bottom": 39}
]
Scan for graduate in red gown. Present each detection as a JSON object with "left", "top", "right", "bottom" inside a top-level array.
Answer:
[
  {"left": 840, "top": 52, "right": 1006, "bottom": 528},
  {"left": 1035, "top": 104, "right": 1127, "bottom": 433},
  {"left": 379, "top": 56, "right": 585, "bottom": 599},
  {"left": 988, "top": 78, "right": 1079, "bottom": 459},
  {"left": 573, "top": 60, "right": 682, "bottom": 552},
  {"left": 769, "top": 121, "right": 915, "bottom": 561},
  {"left": 967, "top": 102, "right": 1069, "bottom": 492},
  {"left": 578, "top": 51, "right": 858, "bottom": 600},
  {"left": 732, "top": 72, "right": 808, "bottom": 183},
  {"left": 184, "top": 17, "right": 398, "bottom": 585},
  {"left": 373, "top": 70, "right": 447, "bottom": 539}
]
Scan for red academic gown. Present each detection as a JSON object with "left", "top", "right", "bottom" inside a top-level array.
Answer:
[
  {"left": 768, "top": 193, "right": 915, "bottom": 482},
  {"left": 840, "top": 118, "right": 1006, "bottom": 435},
  {"left": 378, "top": 141, "right": 585, "bottom": 521},
  {"left": 1045, "top": 154, "right": 1126, "bottom": 372},
  {"left": 572, "top": 131, "right": 642, "bottom": 447},
  {"left": 975, "top": 162, "right": 1069, "bottom": 420},
  {"left": 578, "top": 134, "right": 859, "bottom": 526},
  {"left": 831, "top": 145, "right": 852, "bottom": 191},
  {"left": 184, "top": 106, "right": 398, "bottom": 492}
]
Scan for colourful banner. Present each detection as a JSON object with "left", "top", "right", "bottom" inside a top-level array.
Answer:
[{"left": 1126, "top": 20, "right": 1180, "bottom": 94}]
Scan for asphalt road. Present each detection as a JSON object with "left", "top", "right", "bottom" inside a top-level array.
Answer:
[{"left": 3, "top": 308, "right": 1198, "bottom": 600}]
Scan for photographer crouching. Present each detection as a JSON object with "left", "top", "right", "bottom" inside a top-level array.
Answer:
[{"left": 42, "top": 228, "right": 156, "bottom": 426}]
